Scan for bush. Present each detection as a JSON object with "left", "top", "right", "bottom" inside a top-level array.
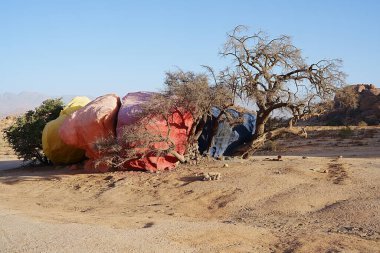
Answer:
[
  {"left": 338, "top": 126, "right": 354, "bottom": 139},
  {"left": 3, "top": 98, "right": 64, "bottom": 164},
  {"left": 262, "top": 140, "right": 278, "bottom": 151},
  {"left": 357, "top": 121, "right": 368, "bottom": 127},
  {"left": 326, "top": 117, "right": 344, "bottom": 126},
  {"left": 364, "top": 117, "right": 379, "bottom": 126}
]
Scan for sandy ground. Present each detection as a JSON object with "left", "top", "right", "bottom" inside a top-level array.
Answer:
[
  {"left": 0, "top": 117, "right": 23, "bottom": 171},
  {"left": 0, "top": 126, "right": 380, "bottom": 252}
]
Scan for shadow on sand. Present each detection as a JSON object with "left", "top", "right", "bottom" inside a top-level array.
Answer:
[{"left": 0, "top": 161, "right": 90, "bottom": 185}]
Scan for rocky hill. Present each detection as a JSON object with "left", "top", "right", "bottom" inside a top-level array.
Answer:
[
  {"left": 320, "top": 84, "right": 380, "bottom": 126},
  {"left": 356, "top": 84, "right": 380, "bottom": 124}
]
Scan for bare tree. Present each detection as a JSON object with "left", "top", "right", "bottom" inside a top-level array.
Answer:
[{"left": 219, "top": 26, "right": 346, "bottom": 157}]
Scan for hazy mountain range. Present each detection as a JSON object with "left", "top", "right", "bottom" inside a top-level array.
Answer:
[{"left": 0, "top": 92, "right": 87, "bottom": 118}]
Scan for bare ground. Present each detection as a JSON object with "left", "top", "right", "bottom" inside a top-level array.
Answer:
[{"left": 0, "top": 126, "right": 379, "bottom": 252}]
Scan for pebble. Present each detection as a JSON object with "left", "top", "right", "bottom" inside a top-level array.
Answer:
[{"left": 202, "top": 172, "right": 221, "bottom": 181}]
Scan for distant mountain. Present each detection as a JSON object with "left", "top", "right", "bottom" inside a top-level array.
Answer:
[{"left": 0, "top": 92, "right": 89, "bottom": 118}]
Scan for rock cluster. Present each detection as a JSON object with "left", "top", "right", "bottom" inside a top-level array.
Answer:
[
  {"left": 356, "top": 84, "right": 380, "bottom": 123},
  {"left": 330, "top": 83, "right": 380, "bottom": 125}
]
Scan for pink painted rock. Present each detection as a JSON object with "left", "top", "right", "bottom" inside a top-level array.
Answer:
[
  {"left": 59, "top": 94, "right": 121, "bottom": 172},
  {"left": 117, "top": 92, "right": 193, "bottom": 172},
  {"left": 116, "top": 91, "right": 155, "bottom": 129}
]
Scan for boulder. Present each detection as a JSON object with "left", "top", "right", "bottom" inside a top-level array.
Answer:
[
  {"left": 42, "top": 96, "right": 91, "bottom": 164},
  {"left": 59, "top": 94, "right": 121, "bottom": 171},
  {"left": 116, "top": 92, "right": 193, "bottom": 172},
  {"left": 332, "top": 84, "right": 380, "bottom": 125},
  {"left": 359, "top": 84, "right": 380, "bottom": 113}
]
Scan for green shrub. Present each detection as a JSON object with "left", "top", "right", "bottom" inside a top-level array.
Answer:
[
  {"left": 357, "top": 121, "right": 368, "bottom": 127},
  {"left": 2, "top": 98, "right": 64, "bottom": 165}
]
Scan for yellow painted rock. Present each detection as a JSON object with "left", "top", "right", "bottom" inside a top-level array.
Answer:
[{"left": 42, "top": 96, "right": 91, "bottom": 164}]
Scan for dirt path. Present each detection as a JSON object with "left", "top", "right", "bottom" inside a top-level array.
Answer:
[
  {"left": 0, "top": 206, "right": 277, "bottom": 253},
  {"left": 0, "top": 159, "right": 23, "bottom": 171}
]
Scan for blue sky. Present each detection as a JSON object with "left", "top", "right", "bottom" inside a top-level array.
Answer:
[{"left": 1, "top": 0, "right": 379, "bottom": 97}]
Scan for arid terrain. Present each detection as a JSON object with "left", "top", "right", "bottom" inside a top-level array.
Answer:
[
  {"left": 0, "top": 117, "right": 22, "bottom": 172},
  {"left": 0, "top": 121, "right": 379, "bottom": 252},
  {"left": 0, "top": 116, "right": 17, "bottom": 160}
]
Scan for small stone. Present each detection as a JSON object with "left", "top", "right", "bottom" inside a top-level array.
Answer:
[
  {"left": 202, "top": 174, "right": 211, "bottom": 181},
  {"left": 209, "top": 172, "right": 221, "bottom": 180},
  {"left": 201, "top": 172, "right": 221, "bottom": 181},
  {"left": 302, "top": 156, "right": 308, "bottom": 159},
  {"left": 223, "top": 163, "right": 229, "bottom": 168},
  {"left": 338, "top": 155, "right": 343, "bottom": 159}
]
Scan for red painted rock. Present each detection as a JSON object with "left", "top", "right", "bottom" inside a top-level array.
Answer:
[
  {"left": 117, "top": 92, "right": 193, "bottom": 172},
  {"left": 59, "top": 94, "right": 121, "bottom": 172}
]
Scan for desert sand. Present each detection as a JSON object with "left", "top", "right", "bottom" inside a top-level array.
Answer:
[{"left": 0, "top": 126, "right": 379, "bottom": 252}]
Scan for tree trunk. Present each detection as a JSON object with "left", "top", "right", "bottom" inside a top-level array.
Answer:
[
  {"left": 253, "top": 113, "right": 269, "bottom": 140},
  {"left": 185, "top": 115, "right": 206, "bottom": 158},
  {"left": 34, "top": 149, "right": 47, "bottom": 165},
  {"left": 254, "top": 121, "right": 265, "bottom": 139}
]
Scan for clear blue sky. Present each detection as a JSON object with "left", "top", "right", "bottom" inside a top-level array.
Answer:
[{"left": 1, "top": 0, "right": 379, "bottom": 97}]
